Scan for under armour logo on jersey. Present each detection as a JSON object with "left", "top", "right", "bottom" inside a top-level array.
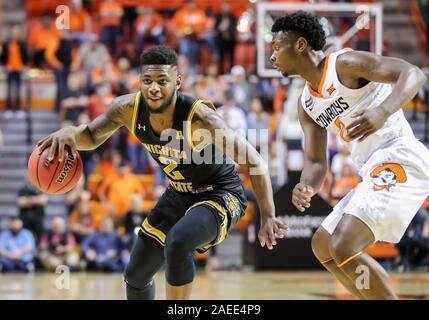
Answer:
[
  {"left": 327, "top": 84, "right": 336, "bottom": 96},
  {"left": 305, "top": 96, "right": 314, "bottom": 111},
  {"left": 137, "top": 124, "right": 146, "bottom": 131},
  {"left": 176, "top": 130, "right": 184, "bottom": 140}
]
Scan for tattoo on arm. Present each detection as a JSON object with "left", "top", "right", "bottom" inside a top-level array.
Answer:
[{"left": 87, "top": 94, "right": 134, "bottom": 147}]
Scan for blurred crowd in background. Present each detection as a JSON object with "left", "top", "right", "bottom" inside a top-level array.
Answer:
[{"left": 1, "top": 0, "right": 429, "bottom": 273}]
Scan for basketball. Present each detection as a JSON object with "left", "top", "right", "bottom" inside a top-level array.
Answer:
[{"left": 27, "top": 146, "right": 83, "bottom": 194}]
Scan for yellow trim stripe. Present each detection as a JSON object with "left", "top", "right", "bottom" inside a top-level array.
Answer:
[
  {"left": 186, "top": 99, "right": 216, "bottom": 152},
  {"left": 186, "top": 200, "right": 229, "bottom": 246},
  {"left": 141, "top": 218, "right": 166, "bottom": 246},
  {"left": 140, "top": 227, "right": 165, "bottom": 246},
  {"left": 131, "top": 91, "right": 141, "bottom": 135},
  {"left": 337, "top": 251, "right": 363, "bottom": 268},
  {"left": 320, "top": 258, "right": 334, "bottom": 264}
]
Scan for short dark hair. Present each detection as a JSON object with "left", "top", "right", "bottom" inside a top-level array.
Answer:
[
  {"left": 271, "top": 11, "right": 326, "bottom": 51},
  {"left": 140, "top": 45, "right": 178, "bottom": 66}
]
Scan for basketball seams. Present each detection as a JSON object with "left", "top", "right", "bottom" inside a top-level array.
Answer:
[
  {"left": 45, "top": 158, "right": 63, "bottom": 193},
  {"left": 35, "top": 152, "right": 42, "bottom": 190}
]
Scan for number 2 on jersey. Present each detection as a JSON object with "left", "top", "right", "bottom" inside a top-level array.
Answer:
[
  {"left": 158, "top": 156, "right": 185, "bottom": 180},
  {"left": 334, "top": 118, "right": 351, "bottom": 142}
]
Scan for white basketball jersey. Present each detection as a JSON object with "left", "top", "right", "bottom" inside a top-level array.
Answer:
[{"left": 300, "top": 48, "right": 415, "bottom": 167}]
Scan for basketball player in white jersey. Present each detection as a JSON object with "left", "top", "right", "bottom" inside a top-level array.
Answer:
[{"left": 270, "top": 11, "right": 429, "bottom": 299}]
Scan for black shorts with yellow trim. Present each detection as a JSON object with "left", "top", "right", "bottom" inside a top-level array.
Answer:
[{"left": 138, "top": 185, "right": 247, "bottom": 253}]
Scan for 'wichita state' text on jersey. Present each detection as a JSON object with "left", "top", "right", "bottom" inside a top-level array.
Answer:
[{"left": 130, "top": 91, "right": 242, "bottom": 193}]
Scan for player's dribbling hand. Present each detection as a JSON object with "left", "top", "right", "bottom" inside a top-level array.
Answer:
[
  {"left": 37, "top": 127, "right": 78, "bottom": 162},
  {"left": 292, "top": 183, "right": 314, "bottom": 212},
  {"left": 346, "top": 107, "right": 390, "bottom": 142},
  {"left": 258, "top": 217, "right": 289, "bottom": 250}
]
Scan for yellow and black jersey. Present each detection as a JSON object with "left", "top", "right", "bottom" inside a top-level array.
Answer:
[{"left": 130, "top": 91, "right": 242, "bottom": 194}]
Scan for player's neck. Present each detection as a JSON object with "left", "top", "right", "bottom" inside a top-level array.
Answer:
[
  {"left": 299, "top": 51, "right": 326, "bottom": 92},
  {"left": 149, "top": 94, "right": 177, "bottom": 131}
]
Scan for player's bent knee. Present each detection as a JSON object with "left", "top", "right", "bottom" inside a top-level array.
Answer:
[
  {"left": 164, "top": 230, "right": 194, "bottom": 260},
  {"left": 311, "top": 227, "right": 332, "bottom": 262},
  {"left": 328, "top": 232, "right": 356, "bottom": 264},
  {"left": 124, "top": 261, "right": 153, "bottom": 289}
]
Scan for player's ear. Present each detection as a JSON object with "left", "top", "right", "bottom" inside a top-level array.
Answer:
[
  {"left": 296, "top": 37, "right": 308, "bottom": 53},
  {"left": 176, "top": 73, "right": 182, "bottom": 90}
]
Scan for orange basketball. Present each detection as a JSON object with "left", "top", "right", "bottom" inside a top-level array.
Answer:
[{"left": 27, "top": 146, "right": 83, "bottom": 194}]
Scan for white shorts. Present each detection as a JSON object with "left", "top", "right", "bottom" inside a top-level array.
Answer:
[{"left": 322, "top": 140, "right": 429, "bottom": 244}]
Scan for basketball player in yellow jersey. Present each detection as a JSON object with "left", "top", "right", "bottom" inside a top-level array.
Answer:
[
  {"left": 37, "top": 46, "right": 287, "bottom": 300},
  {"left": 270, "top": 11, "right": 429, "bottom": 299}
]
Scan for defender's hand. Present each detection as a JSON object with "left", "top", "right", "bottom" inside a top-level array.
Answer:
[
  {"left": 37, "top": 127, "right": 78, "bottom": 162},
  {"left": 258, "top": 217, "right": 289, "bottom": 250},
  {"left": 346, "top": 108, "right": 390, "bottom": 142},
  {"left": 292, "top": 183, "right": 314, "bottom": 212}
]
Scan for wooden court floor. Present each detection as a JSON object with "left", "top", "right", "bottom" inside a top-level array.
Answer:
[{"left": 0, "top": 271, "right": 428, "bottom": 300}]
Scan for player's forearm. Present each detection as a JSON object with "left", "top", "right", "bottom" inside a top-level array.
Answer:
[
  {"left": 243, "top": 147, "right": 276, "bottom": 219},
  {"left": 381, "top": 67, "right": 426, "bottom": 116},
  {"left": 249, "top": 171, "right": 276, "bottom": 220},
  {"left": 73, "top": 125, "right": 100, "bottom": 151},
  {"left": 300, "top": 158, "right": 327, "bottom": 192}
]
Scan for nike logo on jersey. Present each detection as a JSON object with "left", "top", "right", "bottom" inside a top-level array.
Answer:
[{"left": 315, "top": 97, "right": 350, "bottom": 128}]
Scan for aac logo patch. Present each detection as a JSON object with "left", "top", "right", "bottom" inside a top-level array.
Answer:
[{"left": 223, "top": 193, "right": 241, "bottom": 217}]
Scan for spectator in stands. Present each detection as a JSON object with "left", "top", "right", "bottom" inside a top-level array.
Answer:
[
  {"left": 201, "top": 63, "right": 225, "bottom": 105},
  {"left": 172, "top": 0, "right": 206, "bottom": 72},
  {"left": 217, "top": 90, "right": 247, "bottom": 137},
  {"left": 38, "top": 216, "right": 79, "bottom": 271},
  {"left": 116, "top": 57, "right": 139, "bottom": 95},
  {"left": 119, "top": 43, "right": 140, "bottom": 71},
  {"left": 136, "top": 7, "right": 165, "bottom": 52},
  {"left": 201, "top": 7, "right": 219, "bottom": 60},
  {"left": 127, "top": 131, "right": 149, "bottom": 174},
  {"left": 396, "top": 208, "right": 429, "bottom": 271},
  {"left": 73, "top": 33, "right": 111, "bottom": 92},
  {"left": 1, "top": 25, "right": 28, "bottom": 120},
  {"left": 88, "top": 82, "right": 115, "bottom": 121},
  {"left": 45, "top": 29, "right": 73, "bottom": 113},
  {"left": 247, "top": 98, "right": 269, "bottom": 155},
  {"left": 69, "top": 191, "right": 108, "bottom": 243},
  {"left": 120, "top": 4, "right": 138, "bottom": 41},
  {"left": 215, "top": 3, "right": 237, "bottom": 74},
  {"left": 122, "top": 193, "right": 146, "bottom": 250},
  {"left": 80, "top": 216, "right": 127, "bottom": 272},
  {"left": 331, "top": 163, "right": 361, "bottom": 201},
  {"left": 94, "top": 148, "right": 121, "bottom": 178},
  {"left": 66, "top": 175, "right": 85, "bottom": 215},
  {"left": 27, "top": 15, "right": 59, "bottom": 68},
  {"left": 0, "top": 217, "right": 35, "bottom": 272},
  {"left": 68, "top": 0, "right": 91, "bottom": 43},
  {"left": 330, "top": 146, "right": 356, "bottom": 180},
  {"left": 229, "top": 65, "right": 254, "bottom": 113},
  {"left": 97, "top": 160, "right": 145, "bottom": 223},
  {"left": 59, "top": 71, "right": 89, "bottom": 123},
  {"left": 75, "top": 113, "right": 96, "bottom": 188},
  {"left": 100, "top": 0, "right": 123, "bottom": 55},
  {"left": 17, "top": 178, "right": 48, "bottom": 241}
]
